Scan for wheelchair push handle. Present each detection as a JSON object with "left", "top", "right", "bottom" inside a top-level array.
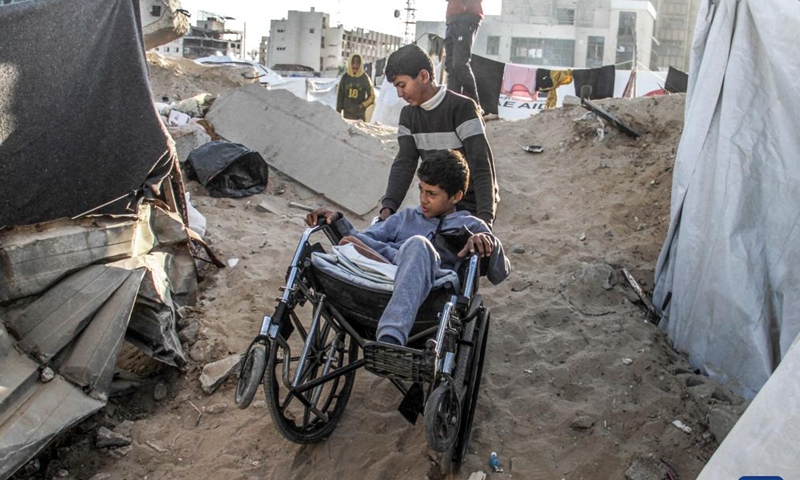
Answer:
[{"left": 304, "top": 208, "right": 342, "bottom": 228}]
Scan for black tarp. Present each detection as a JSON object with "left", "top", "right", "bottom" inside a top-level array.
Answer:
[
  {"left": 665, "top": 66, "right": 689, "bottom": 93},
  {"left": 185, "top": 141, "right": 269, "bottom": 198},
  {"left": 0, "top": 0, "right": 175, "bottom": 228},
  {"left": 573, "top": 65, "right": 616, "bottom": 100},
  {"left": 472, "top": 54, "right": 505, "bottom": 115}
]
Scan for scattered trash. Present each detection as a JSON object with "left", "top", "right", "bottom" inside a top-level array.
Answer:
[
  {"left": 523, "top": 368, "right": 533, "bottom": 374},
  {"left": 39, "top": 366, "right": 55, "bottom": 383},
  {"left": 622, "top": 268, "right": 658, "bottom": 323},
  {"left": 579, "top": 233, "right": 587, "bottom": 241},
  {"left": 672, "top": 419, "right": 692, "bottom": 434},
  {"left": 489, "top": 451, "right": 504, "bottom": 473},
  {"left": 521, "top": 144, "right": 544, "bottom": 154},
  {"left": 288, "top": 201, "right": 314, "bottom": 212},
  {"left": 227, "top": 258, "right": 239, "bottom": 268},
  {"left": 622, "top": 358, "right": 634, "bottom": 365},
  {"left": 168, "top": 109, "right": 191, "bottom": 126},
  {"left": 580, "top": 93, "right": 641, "bottom": 138},
  {"left": 145, "top": 440, "right": 168, "bottom": 453},
  {"left": 467, "top": 472, "right": 487, "bottom": 480}
]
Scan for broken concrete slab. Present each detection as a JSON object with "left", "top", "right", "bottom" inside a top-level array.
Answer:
[
  {"left": 140, "top": 0, "right": 189, "bottom": 50},
  {"left": 199, "top": 354, "right": 242, "bottom": 394},
  {"left": 206, "top": 84, "right": 395, "bottom": 215}
]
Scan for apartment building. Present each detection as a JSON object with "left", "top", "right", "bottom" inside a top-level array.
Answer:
[
  {"left": 259, "top": 36, "right": 269, "bottom": 66},
  {"left": 651, "top": 0, "right": 701, "bottom": 71},
  {"left": 418, "top": 0, "right": 658, "bottom": 70},
  {"left": 268, "top": 9, "right": 402, "bottom": 77}
]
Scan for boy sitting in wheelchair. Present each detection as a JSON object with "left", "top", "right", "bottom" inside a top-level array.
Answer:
[{"left": 305, "top": 149, "right": 510, "bottom": 347}]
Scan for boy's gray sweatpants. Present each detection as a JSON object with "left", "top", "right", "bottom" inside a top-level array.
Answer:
[{"left": 377, "top": 235, "right": 440, "bottom": 345}]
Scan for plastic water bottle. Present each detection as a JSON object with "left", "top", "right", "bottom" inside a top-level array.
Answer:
[{"left": 489, "top": 451, "right": 504, "bottom": 473}]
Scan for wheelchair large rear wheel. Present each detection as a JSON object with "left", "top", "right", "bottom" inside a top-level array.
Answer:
[
  {"left": 453, "top": 308, "right": 490, "bottom": 466},
  {"left": 264, "top": 309, "right": 358, "bottom": 443}
]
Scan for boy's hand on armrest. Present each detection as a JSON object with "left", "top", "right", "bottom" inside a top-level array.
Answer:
[
  {"left": 458, "top": 232, "right": 494, "bottom": 258},
  {"left": 305, "top": 208, "right": 341, "bottom": 227}
]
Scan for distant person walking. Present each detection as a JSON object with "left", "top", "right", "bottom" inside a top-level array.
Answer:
[
  {"left": 444, "top": 0, "right": 483, "bottom": 107},
  {"left": 336, "top": 53, "right": 375, "bottom": 121}
]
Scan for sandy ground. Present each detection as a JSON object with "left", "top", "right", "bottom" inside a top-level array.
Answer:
[{"left": 19, "top": 62, "right": 749, "bottom": 480}]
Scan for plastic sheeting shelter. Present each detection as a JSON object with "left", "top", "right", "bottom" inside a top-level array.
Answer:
[
  {"left": 0, "top": 0, "right": 175, "bottom": 228},
  {"left": 653, "top": 0, "right": 800, "bottom": 399},
  {"left": 0, "top": 0, "right": 194, "bottom": 477}
]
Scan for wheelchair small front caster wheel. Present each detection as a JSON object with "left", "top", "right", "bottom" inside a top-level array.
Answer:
[
  {"left": 235, "top": 342, "right": 268, "bottom": 409},
  {"left": 424, "top": 382, "right": 461, "bottom": 452}
]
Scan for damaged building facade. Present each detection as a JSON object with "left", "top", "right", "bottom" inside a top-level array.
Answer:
[{"left": 267, "top": 8, "right": 403, "bottom": 77}]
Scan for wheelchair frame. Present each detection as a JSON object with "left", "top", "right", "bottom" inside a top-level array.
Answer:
[{"left": 235, "top": 223, "right": 490, "bottom": 472}]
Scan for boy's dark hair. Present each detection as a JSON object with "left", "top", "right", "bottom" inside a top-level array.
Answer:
[
  {"left": 384, "top": 44, "right": 435, "bottom": 83},
  {"left": 417, "top": 150, "right": 469, "bottom": 197}
]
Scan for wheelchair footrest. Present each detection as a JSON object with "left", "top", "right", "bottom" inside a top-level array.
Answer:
[{"left": 363, "top": 341, "right": 434, "bottom": 383}]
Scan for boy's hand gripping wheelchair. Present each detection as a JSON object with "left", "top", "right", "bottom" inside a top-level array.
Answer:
[{"left": 234, "top": 220, "right": 491, "bottom": 472}]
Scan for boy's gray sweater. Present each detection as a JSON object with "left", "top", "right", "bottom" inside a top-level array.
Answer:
[{"left": 332, "top": 206, "right": 510, "bottom": 285}]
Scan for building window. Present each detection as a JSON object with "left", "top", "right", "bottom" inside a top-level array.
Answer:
[
  {"left": 510, "top": 37, "right": 575, "bottom": 66},
  {"left": 557, "top": 9, "right": 574, "bottom": 25},
  {"left": 310, "top": 28, "right": 315, "bottom": 34},
  {"left": 616, "top": 12, "right": 637, "bottom": 68},
  {"left": 150, "top": 5, "right": 162, "bottom": 16},
  {"left": 486, "top": 36, "right": 500, "bottom": 56},
  {"left": 277, "top": 28, "right": 285, "bottom": 33},
  {"left": 586, "top": 36, "right": 604, "bottom": 68}
]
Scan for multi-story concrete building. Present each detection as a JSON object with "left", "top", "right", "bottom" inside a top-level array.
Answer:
[
  {"left": 150, "top": 12, "right": 243, "bottom": 60},
  {"left": 417, "top": 0, "right": 658, "bottom": 70},
  {"left": 259, "top": 36, "right": 269, "bottom": 66},
  {"left": 268, "top": 9, "right": 402, "bottom": 77},
  {"left": 650, "top": 0, "right": 701, "bottom": 71},
  {"left": 343, "top": 28, "right": 404, "bottom": 68}
]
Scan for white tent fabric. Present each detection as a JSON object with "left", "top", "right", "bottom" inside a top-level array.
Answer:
[
  {"left": 696, "top": 334, "right": 800, "bottom": 479},
  {"left": 371, "top": 76, "right": 407, "bottom": 126},
  {"left": 652, "top": 0, "right": 800, "bottom": 398}
]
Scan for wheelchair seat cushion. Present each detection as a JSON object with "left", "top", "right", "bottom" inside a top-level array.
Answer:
[{"left": 309, "top": 253, "right": 459, "bottom": 340}]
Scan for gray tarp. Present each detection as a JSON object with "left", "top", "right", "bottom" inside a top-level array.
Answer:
[{"left": 652, "top": 0, "right": 800, "bottom": 398}]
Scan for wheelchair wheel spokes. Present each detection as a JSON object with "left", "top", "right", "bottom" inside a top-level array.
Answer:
[{"left": 264, "top": 307, "right": 358, "bottom": 444}]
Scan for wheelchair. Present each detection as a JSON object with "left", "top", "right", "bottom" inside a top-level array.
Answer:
[{"left": 234, "top": 221, "right": 491, "bottom": 472}]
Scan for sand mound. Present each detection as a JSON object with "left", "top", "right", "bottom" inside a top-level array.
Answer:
[{"left": 147, "top": 52, "right": 259, "bottom": 102}]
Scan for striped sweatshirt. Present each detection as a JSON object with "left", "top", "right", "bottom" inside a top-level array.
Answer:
[{"left": 381, "top": 88, "right": 499, "bottom": 226}]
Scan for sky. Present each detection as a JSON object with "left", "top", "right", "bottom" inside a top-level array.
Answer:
[{"left": 180, "top": 0, "right": 501, "bottom": 57}]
